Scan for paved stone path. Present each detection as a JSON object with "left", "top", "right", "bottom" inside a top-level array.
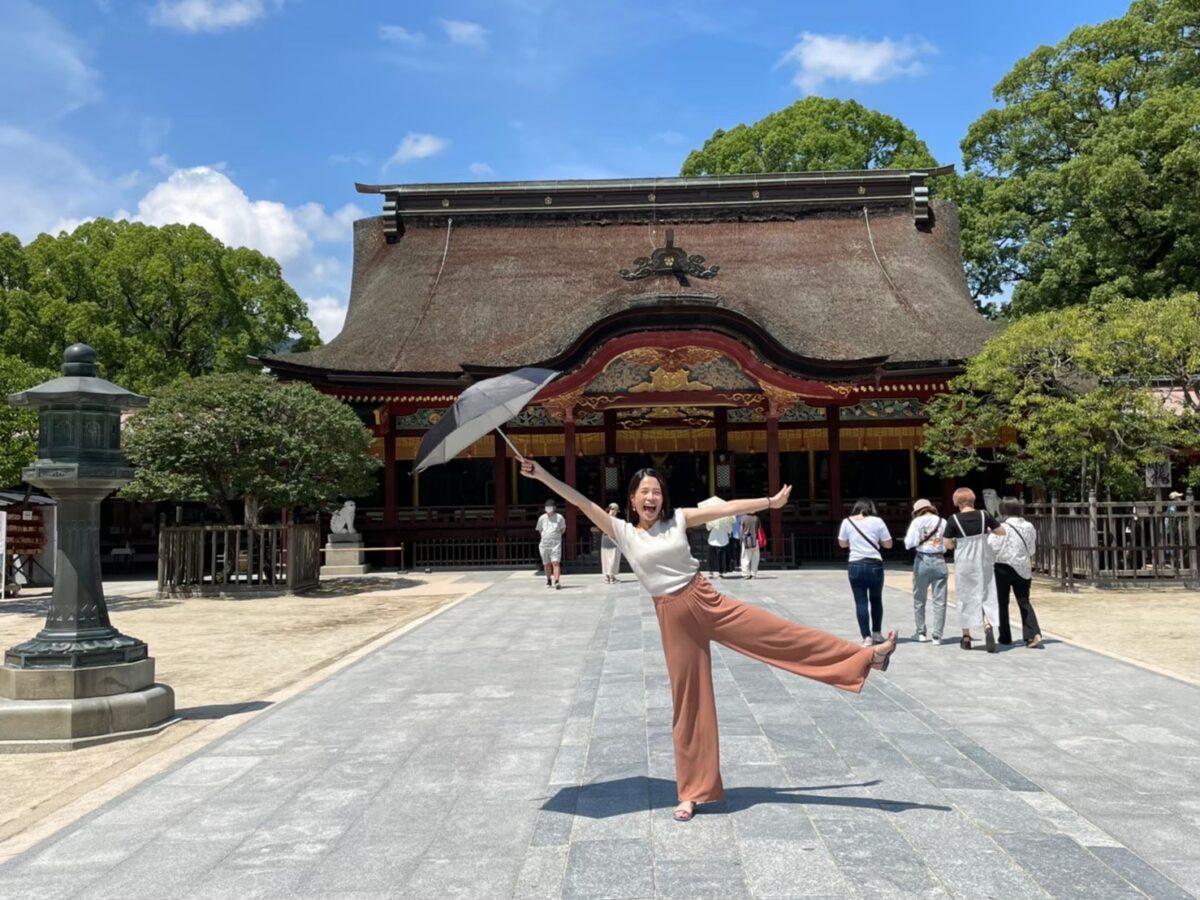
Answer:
[{"left": 0, "top": 570, "right": 1196, "bottom": 899}]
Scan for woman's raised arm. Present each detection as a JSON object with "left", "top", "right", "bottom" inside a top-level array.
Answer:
[
  {"left": 683, "top": 485, "right": 792, "bottom": 528},
  {"left": 520, "top": 459, "right": 618, "bottom": 541}
]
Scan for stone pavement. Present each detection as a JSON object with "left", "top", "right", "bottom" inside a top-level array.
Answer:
[{"left": 0, "top": 569, "right": 1196, "bottom": 899}]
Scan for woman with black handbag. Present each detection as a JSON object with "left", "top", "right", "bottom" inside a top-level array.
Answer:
[
  {"left": 989, "top": 497, "right": 1043, "bottom": 648},
  {"left": 837, "top": 498, "right": 894, "bottom": 646}
]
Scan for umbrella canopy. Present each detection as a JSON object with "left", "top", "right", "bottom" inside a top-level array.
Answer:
[
  {"left": 414, "top": 367, "right": 559, "bottom": 473},
  {"left": 697, "top": 496, "right": 735, "bottom": 532}
]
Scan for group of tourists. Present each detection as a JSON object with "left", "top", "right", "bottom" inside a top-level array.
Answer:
[{"left": 842, "top": 487, "right": 1042, "bottom": 651}]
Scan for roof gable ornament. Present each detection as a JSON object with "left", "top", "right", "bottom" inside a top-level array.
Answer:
[{"left": 619, "top": 228, "right": 719, "bottom": 285}]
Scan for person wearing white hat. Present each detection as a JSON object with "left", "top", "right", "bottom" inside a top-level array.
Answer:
[{"left": 903, "top": 499, "right": 947, "bottom": 643}]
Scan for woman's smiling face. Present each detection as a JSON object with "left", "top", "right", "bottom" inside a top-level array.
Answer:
[{"left": 631, "top": 475, "right": 664, "bottom": 526}]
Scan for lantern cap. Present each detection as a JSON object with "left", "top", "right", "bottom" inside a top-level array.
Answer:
[{"left": 7, "top": 344, "right": 149, "bottom": 410}]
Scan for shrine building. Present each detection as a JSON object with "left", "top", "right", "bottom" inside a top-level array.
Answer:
[{"left": 261, "top": 167, "right": 997, "bottom": 566}]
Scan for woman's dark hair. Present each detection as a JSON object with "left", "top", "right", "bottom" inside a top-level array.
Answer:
[
  {"left": 626, "top": 468, "right": 673, "bottom": 526},
  {"left": 999, "top": 496, "right": 1024, "bottom": 518},
  {"left": 851, "top": 497, "right": 877, "bottom": 517}
]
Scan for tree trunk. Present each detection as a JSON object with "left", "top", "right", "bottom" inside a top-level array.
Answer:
[
  {"left": 219, "top": 499, "right": 237, "bottom": 525},
  {"left": 244, "top": 495, "right": 261, "bottom": 527}
]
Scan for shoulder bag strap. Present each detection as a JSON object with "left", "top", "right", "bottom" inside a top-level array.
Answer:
[{"left": 846, "top": 517, "right": 881, "bottom": 552}]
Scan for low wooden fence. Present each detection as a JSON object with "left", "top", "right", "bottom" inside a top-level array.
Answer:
[
  {"left": 1025, "top": 493, "right": 1199, "bottom": 587},
  {"left": 158, "top": 524, "right": 321, "bottom": 596}
]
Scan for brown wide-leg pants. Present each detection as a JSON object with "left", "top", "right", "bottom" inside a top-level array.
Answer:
[{"left": 653, "top": 573, "right": 876, "bottom": 803}]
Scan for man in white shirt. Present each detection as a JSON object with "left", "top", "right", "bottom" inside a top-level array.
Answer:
[
  {"left": 535, "top": 500, "right": 567, "bottom": 589},
  {"left": 903, "top": 499, "right": 947, "bottom": 643}
]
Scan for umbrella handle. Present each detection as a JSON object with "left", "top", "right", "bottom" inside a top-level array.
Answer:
[{"left": 495, "top": 427, "right": 526, "bottom": 463}]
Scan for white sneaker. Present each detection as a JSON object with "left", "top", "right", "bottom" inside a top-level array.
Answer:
[
  {"left": 914, "top": 632, "right": 931, "bottom": 643},
  {"left": 870, "top": 631, "right": 885, "bottom": 644},
  {"left": 861, "top": 637, "right": 874, "bottom": 647}
]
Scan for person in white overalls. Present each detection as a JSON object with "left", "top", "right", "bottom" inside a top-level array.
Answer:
[{"left": 942, "top": 487, "right": 1006, "bottom": 652}]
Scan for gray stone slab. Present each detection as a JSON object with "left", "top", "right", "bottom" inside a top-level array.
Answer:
[
  {"left": 994, "top": 832, "right": 1145, "bottom": 899},
  {"left": 655, "top": 858, "right": 752, "bottom": 899},
  {"left": 562, "top": 839, "right": 653, "bottom": 899},
  {"left": 1087, "top": 846, "right": 1197, "bottom": 900},
  {"left": 513, "top": 844, "right": 568, "bottom": 899},
  {"left": 738, "top": 837, "right": 854, "bottom": 898}
]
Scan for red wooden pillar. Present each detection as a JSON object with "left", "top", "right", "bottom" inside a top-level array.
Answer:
[
  {"left": 602, "top": 409, "right": 617, "bottom": 506},
  {"left": 564, "top": 413, "right": 577, "bottom": 561},
  {"left": 828, "top": 405, "right": 843, "bottom": 521},
  {"left": 383, "top": 404, "right": 398, "bottom": 568},
  {"left": 766, "top": 411, "right": 782, "bottom": 556},
  {"left": 493, "top": 431, "right": 508, "bottom": 562}
]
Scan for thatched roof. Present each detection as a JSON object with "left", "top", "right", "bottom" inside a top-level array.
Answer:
[{"left": 264, "top": 169, "right": 994, "bottom": 382}]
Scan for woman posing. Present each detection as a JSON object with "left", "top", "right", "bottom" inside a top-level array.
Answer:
[
  {"left": 837, "top": 498, "right": 894, "bottom": 646},
  {"left": 989, "top": 497, "right": 1042, "bottom": 648},
  {"left": 520, "top": 461, "right": 896, "bottom": 822}
]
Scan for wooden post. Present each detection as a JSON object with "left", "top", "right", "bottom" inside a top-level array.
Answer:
[
  {"left": 602, "top": 410, "right": 617, "bottom": 506},
  {"left": 767, "top": 411, "right": 782, "bottom": 558},
  {"left": 908, "top": 448, "right": 918, "bottom": 500},
  {"left": 1187, "top": 488, "right": 1197, "bottom": 586},
  {"left": 383, "top": 407, "right": 397, "bottom": 568},
  {"left": 493, "top": 432, "right": 508, "bottom": 562},
  {"left": 564, "top": 413, "right": 577, "bottom": 561},
  {"left": 1087, "top": 489, "right": 1099, "bottom": 585},
  {"left": 942, "top": 478, "right": 955, "bottom": 517},
  {"left": 807, "top": 449, "right": 816, "bottom": 511},
  {"left": 1050, "top": 493, "right": 1059, "bottom": 580},
  {"left": 827, "top": 405, "right": 843, "bottom": 520}
]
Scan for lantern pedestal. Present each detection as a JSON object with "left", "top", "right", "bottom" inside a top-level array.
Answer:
[
  {"left": 320, "top": 533, "right": 370, "bottom": 576},
  {"left": 0, "top": 344, "right": 176, "bottom": 752}
]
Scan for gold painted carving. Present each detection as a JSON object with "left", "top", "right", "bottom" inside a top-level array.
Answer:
[
  {"left": 630, "top": 367, "right": 713, "bottom": 392},
  {"left": 539, "top": 386, "right": 586, "bottom": 421},
  {"left": 760, "top": 382, "right": 809, "bottom": 416},
  {"left": 621, "top": 346, "right": 723, "bottom": 371}
]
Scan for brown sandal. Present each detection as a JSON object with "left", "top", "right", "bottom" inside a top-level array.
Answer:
[{"left": 871, "top": 631, "right": 897, "bottom": 671}]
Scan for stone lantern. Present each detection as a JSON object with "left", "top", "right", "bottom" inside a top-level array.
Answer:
[{"left": 0, "top": 344, "right": 174, "bottom": 750}]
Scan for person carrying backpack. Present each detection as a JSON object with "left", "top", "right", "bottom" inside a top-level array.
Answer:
[
  {"left": 837, "top": 498, "right": 894, "bottom": 646},
  {"left": 903, "top": 499, "right": 948, "bottom": 643},
  {"left": 988, "top": 497, "right": 1042, "bottom": 648},
  {"left": 738, "top": 512, "right": 764, "bottom": 579}
]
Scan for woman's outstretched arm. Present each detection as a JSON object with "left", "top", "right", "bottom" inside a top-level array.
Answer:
[
  {"left": 520, "top": 459, "right": 618, "bottom": 541},
  {"left": 683, "top": 486, "right": 793, "bottom": 528}
]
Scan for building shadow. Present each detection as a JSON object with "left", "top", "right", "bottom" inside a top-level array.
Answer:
[
  {"left": 542, "top": 776, "right": 950, "bottom": 816},
  {"left": 302, "top": 576, "right": 426, "bottom": 598},
  {"left": 177, "top": 700, "right": 274, "bottom": 720}
]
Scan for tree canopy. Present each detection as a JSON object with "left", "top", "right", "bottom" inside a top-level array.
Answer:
[
  {"left": 0, "top": 219, "right": 321, "bottom": 395},
  {"left": 0, "top": 354, "right": 57, "bottom": 489},
  {"left": 680, "top": 97, "right": 938, "bottom": 176},
  {"left": 120, "top": 373, "right": 380, "bottom": 524},
  {"left": 923, "top": 293, "right": 1200, "bottom": 499},
  {"left": 953, "top": 0, "right": 1200, "bottom": 310}
]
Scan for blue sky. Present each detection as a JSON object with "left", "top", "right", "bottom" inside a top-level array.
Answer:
[{"left": 1, "top": 0, "right": 1131, "bottom": 340}]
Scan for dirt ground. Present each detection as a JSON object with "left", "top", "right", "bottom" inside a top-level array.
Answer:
[
  {"left": 0, "top": 573, "right": 489, "bottom": 860},
  {"left": 884, "top": 567, "right": 1200, "bottom": 683}
]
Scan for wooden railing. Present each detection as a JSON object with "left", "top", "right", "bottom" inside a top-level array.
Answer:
[
  {"left": 158, "top": 524, "right": 321, "bottom": 597},
  {"left": 1026, "top": 493, "right": 1198, "bottom": 587}
]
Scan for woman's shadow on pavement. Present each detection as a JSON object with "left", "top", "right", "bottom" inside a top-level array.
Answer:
[{"left": 542, "top": 776, "right": 950, "bottom": 816}]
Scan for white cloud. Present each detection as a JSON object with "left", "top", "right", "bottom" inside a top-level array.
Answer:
[
  {"left": 131, "top": 166, "right": 310, "bottom": 262},
  {"left": 379, "top": 24, "right": 424, "bottom": 44},
  {"left": 150, "top": 0, "right": 280, "bottom": 33},
  {"left": 0, "top": 1, "right": 100, "bottom": 124},
  {"left": 439, "top": 18, "right": 487, "bottom": 47},
  {"left": 385, "top": 133, "right": 449, "bottom": 168},
  {"left": 778, "top": 32, "right": 932, "bottom": 95},
  {"left": 294, "top": 201, "right": 365, "bottom": 242},
  {"left": 304, "top": 295, "right": 348, "bottom": 342},
  {"left": 468, "top": 162, "right": 495, "bottom": 177},
  {"left": 126, "top": 166, "right": 358, "bottom": 339}
]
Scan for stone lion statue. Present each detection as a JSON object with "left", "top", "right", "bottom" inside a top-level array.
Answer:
[{"left": 329, "top": 500, "right": 357, "bottom": 535}]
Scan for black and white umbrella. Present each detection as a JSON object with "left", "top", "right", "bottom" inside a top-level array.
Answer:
[{"left": 414, "top": 367, "right": 559, "bottom": 473}]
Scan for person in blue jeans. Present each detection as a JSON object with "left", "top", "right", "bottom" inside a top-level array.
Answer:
[{"left": 837, "top": 498, "right": 894, "bottom": 646}]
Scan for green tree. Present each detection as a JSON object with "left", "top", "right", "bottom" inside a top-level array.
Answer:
[
  {"left": 0, "top": 219, "right": 321, "bottom": 394},
  {"left": 680, "top": 97, "right": 938, "bottom": 176},
  {"left": 923, "top": 294, "right": 1200, "bottom": 498},
  {"left": 0, "top": 354, "right": 57, "bottom": 488},
  {"left": 955, "top": 0, "right": 1200, "bottom": 310},
  {"left": 120, "top": 373, "right": 380, "bottom": 524}
]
